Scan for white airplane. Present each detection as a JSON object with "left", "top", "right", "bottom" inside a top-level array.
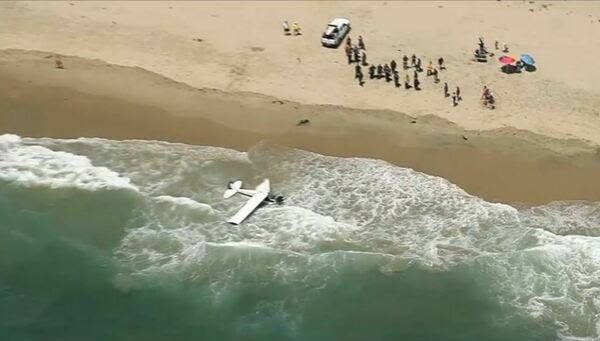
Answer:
[{"left": 223, "top": 179, "right": 284, "bottom": 225}]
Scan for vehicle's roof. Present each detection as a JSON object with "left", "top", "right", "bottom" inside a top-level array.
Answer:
[{"left": 329, "top": 18, "right": 350, "bottom": 26}]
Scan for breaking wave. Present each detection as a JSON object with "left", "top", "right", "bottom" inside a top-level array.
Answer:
[{"left": 2, "top": 134, "right": 599, "bottom": 340}]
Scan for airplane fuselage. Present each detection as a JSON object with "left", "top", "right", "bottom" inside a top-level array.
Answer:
[{"left": 224, "top": 179, "right": 284, "bottom": 224}]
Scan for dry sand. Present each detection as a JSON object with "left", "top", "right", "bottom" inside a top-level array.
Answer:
[
  {"left": 2, "top": 50, "right": 600, "bottom": 205},
  {"left": 1, "top": 1, "right": 600, "bottom": 205},
  {"left": 2, "top": 1, "right": 600, "bottom": 142}
]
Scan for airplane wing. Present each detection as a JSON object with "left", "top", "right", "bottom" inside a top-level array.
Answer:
[
  {"left": 227, "top": 190, "right": 269, "bottom": 225},
  {"left": 255, "top": 179, "right": 270, "bottom": 193}
]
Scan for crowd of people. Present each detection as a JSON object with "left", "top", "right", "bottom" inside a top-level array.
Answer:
[
  {"left": 335, "top": 32, "right": 509, "bottom": 111},
  {"left": 343, "top": 35, "right": 465, "bottom": 107},
  {"left": 279, "top": 22, "right": 506, "bottom": 112}
]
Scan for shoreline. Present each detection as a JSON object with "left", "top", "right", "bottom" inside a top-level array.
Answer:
[
  {"left": 3, "top": 1, "right": 600, "bottom": 145},
  {"left": 2, "top": 49, "right": 600, "bottom": 206}
]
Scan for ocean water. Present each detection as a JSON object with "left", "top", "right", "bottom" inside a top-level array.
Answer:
[{"left": 1, "top": 133, "right": 599, "bottom": 341}]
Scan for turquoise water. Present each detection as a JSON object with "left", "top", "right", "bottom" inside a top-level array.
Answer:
[{"left": 1, "top": 134, "right": 599, "bottom": 341}]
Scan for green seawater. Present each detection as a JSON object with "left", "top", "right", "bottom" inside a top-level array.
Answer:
[
  {"left": 0, "top": 182, "right": 555, "bottom": 341},
  {"left": 1, "top": 136, "right": 598, "bottom": 340}
]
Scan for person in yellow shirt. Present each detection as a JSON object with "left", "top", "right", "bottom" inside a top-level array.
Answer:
[{"left": 292, "top": 22, "right": 302, "bottom": 36}]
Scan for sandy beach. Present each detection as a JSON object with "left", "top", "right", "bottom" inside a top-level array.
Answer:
[{"left": 1, "top": 0, "right": 600, "bottom": 204}]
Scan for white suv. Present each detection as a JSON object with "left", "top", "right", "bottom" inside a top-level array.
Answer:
[{"left": 321, "top": 18, "right": 351, "bottom": 48}]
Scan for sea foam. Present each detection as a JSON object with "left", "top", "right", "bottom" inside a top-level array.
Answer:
[
  {"left": 5, "top": 135, "right": 600, "bottom": 340},
  {"left": 0, "top": 134, "right": 138, "bottom": 192}
]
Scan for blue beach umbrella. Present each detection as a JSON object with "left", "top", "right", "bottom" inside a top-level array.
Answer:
[{"left": 520, "top": 54, "right": 535, "bottom": 65}]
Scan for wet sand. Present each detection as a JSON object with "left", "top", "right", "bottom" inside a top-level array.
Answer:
[{"left": 1, "top": 50, "right": 600, "bottom": 205}]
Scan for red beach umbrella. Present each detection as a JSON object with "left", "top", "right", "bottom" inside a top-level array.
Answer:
[{"left": 499, "top": 55, "right": 516, "bottom": 64}]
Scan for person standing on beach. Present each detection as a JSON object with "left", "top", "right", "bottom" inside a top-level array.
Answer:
[
  {"left": 482, "top": 86, "right": 490, "bottom": 103},
  {"left": 384, "top": 64, "right": 392, "bottom": 82},
  {"left": 282, "top": 21, "right": 290, "bottom": 35},
  {"left": 427, "top": 60, "right": 433, "bottom": 76},
  {"left": 452, "top": 92, "right": 458, "bottom": 106},
  {"left": 433, "top": 68, "right": 440, "bottom": 83},
  {"left": 487, "top": 92, "right": 496, "bottom": 109},
  {"left": 444, "top": 82, "right": 449, "bottom": 97},
  {"left": 358, "top": 35, "right": 365, "bottom": 50},
  {"left": 411, "top": 54, "right": 416, "bottom": 66},
  {"left": 353, "top": 46, "right": 360, "bottom": 64},
  {"left": 478, "top": 37, "right": 485, "bottom": 52},
  {"left": 456, "top": 86, "right": 461, "bottom": 101},
  {"left": 393, "top": 72, "right": 400, "bottom": 88},
  {"left": 345, "top": 44, "right": 352, "bottom": 64},
  {"left": 403, "top": 55, "right": 409, "bottom": 69},
  {"left": 356, "top": 65, "right": 364, "bottom": 86},
  {"left": 346, "top": 36, "right": 352, "bottom": 47},
  {"left": 292, "top": 22, "right": 302, "bottom": 35},
  {"left": 369, "top": 64, "right": 376, "bottom": 79},
  {"left": 377, "top": 64, "right": 383, "bottom": 79},
  {"left": 390, "top": 59, "right": 397, "bottom": 73},
  {"left": 438, "top": 57, "right": 445, "bottom": 70}
]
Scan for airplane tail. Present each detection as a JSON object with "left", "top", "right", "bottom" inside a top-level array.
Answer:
[{"left": 224, "top": 180, "right": 242, "bottom": 199}]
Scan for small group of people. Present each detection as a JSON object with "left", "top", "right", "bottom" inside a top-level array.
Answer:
[
  {"left": 362, "top": 60, "right": 423, "bottom": 90},
  {"left": 403, "top": 54, "right": 445, "bottom": 70},
  {"left": 343, "top": 35, "right": 453, "bottom": 94},
  {"left": 344, "top": 35, "right": 367, "bottom": 64},
  {"left": 402, "top": 53, "right": 446, "bottom": 90},
  {"left": 344, "top": 35, "right": 368, "bottom": 85},
  {"left": 364, "top": 60, "right": 410, "bottom": 89},
  {"left": 282, "top": 21, "right": 302, "bottom": 36},
  {"left": 475, "top": 37, "right": 510, "bottom": 62},
  {"left": 481, "top": 85, "right": 496, "bottom": 109},
  {"left": 494, "top": 40, "right": 509, "bottom": 53},
  {"left": 443, "top": 83, "right": 462, "bottom": 107},
  {"left": 426, "top": 59, "right": 443, "bottom": 83}
]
